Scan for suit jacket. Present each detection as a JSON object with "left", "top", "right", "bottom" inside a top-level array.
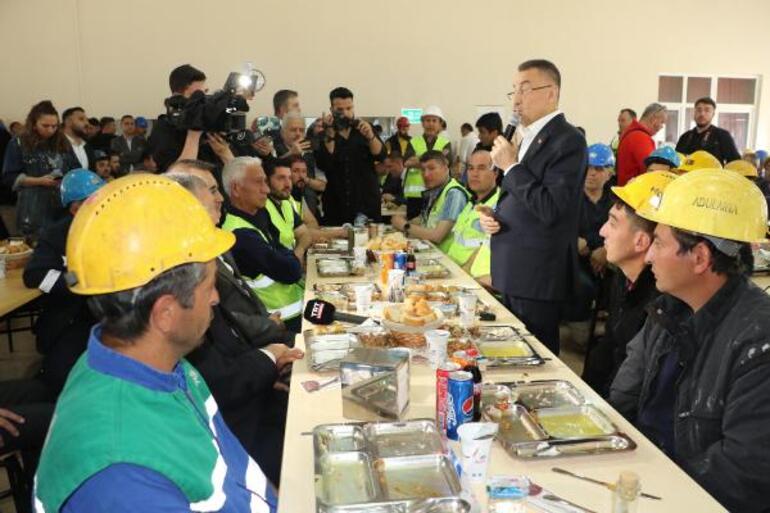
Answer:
[
  {"left": 215, "top": 252, "right": 295, "bottom": 347},
  {"left": 490, "top": 113, "right": 587, "bottom": 301},
  {"left": 110, "top": 134, "right": 146, "bottom": 174}
]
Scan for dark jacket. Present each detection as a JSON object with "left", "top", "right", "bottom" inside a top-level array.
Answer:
[
  {"left": 675, "top": 124, "right": 741, "bottom": 165},
  {"left": 23, "top": 214, "right": 95, "bottom": 393},
  {"left": 610, "top": 276, "right": 770, "bottom": 512},
  {"left": 110, "top": 134, "right": 147, "bottom": 174},
  {"left": 583, "top": 265, "right": 659, "bottom": 395},
  {"left": 314, "top": 129, "right": 385, "bottom": 225},
  {"left": 215, "top": 253, "right": 294, "bottom": 347},
  {"left": 2, "top": 137, "right": 78, "bottom": 236},
  {"left": 490, "top": 113, "right": 587, "bottom": 301}
]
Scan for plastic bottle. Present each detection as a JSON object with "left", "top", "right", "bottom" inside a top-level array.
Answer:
[{"left": 612, "top": 471, "right": 641, "bottom": 513}]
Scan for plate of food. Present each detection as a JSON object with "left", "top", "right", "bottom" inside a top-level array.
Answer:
[{"left": 382, "top": 295, "right": 444, "bottom": 333}]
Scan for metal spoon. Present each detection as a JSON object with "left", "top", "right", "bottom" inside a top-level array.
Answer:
[{"left": 302, "top": 376, "right": 340, "bottom": 393}]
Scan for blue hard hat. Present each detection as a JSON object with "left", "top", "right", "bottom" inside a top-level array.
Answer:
[
  {"left": 587, "top": 143, "right": 615, "bottom": 168},
  {"left": 134, "top": 116, "right": 148, "bottom": 129},
  {"left": 61, "top": 169, "right": 106, "bottom": 206},
  {"left": 757, "top": 149, "right": 768, "bottom": 163},
  {"left": 644, "top": 146, "right": 680, "bottom": 168}
]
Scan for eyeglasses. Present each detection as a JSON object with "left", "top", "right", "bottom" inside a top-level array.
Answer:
[{"left": 506, "top": 84, "right": 553, "bottom": 100}]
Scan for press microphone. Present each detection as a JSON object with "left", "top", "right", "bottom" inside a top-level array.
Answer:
[
  {"left": 503, "top": 113, "right": 520, "bottom": 142},
  {"left": 304, "top": 299, "right": 369, "bottom": 325}
]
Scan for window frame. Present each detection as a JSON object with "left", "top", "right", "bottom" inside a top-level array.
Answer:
[{"left": 657, "top": 73, "right": 762, "bottom": 150}]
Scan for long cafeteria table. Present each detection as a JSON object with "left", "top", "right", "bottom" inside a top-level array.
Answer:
[{"left": 278, "top": 241, "right": 726, "bottom": 512}]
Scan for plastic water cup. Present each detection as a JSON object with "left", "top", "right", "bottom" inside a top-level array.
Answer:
[
  {"left": 457, "top": 293, "right": 478, "bottom": 326},
  {"left": 457, "top": 422, "right": 498, "bottom": 483},
  {"left": 353, "top": 247, "right": 367, "bottom": 267},
  {"left": 353, "top": 284, "right": 373, "bottom": 315},
  {"left": 425, "top": 329, "right": 450, "bottom": 369}
]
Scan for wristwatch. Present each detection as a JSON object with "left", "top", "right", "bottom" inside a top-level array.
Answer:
[{"left": 403, "top": 222, "right": 410, "bottom": 235}]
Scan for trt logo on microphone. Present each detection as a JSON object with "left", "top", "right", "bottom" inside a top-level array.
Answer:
[{"left": 310, "top": 301, "right": 325, "bottom": 320}]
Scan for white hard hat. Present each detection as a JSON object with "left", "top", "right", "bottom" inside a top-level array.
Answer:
[{"left": 422, "top": 105, "right": 444, "bottom": 122}]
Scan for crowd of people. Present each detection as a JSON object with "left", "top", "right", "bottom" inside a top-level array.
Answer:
[{"left": 0, "top": 59, "right": 769, "bottom": 512}]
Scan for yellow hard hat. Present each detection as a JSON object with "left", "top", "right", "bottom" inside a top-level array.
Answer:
[
  {"left": 725, "top": 159, "right": 759, "bottom": 178},
  {"left": 611, "top": 171, "right": 678, "bottom": 211},
  {"left": 637, "top": 168, "right": 767, "bottom": 244},
  {"left": 66, "top": 174, "right": 235, "bottom": 295},
  {"left": 677, "top": 150, "right": 722, "bottom": 172}
]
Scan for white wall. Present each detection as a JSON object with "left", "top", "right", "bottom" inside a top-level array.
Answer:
[{"left": 1, "top": 0, "right": 768, "bottom": 148}]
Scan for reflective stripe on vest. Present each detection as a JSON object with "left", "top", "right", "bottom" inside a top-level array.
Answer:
[
  {"left": 470, "top": 238, "right": 491, "bottom": 278},
  {"left": 424, "top": 178, "right": 470, "bottom": 254},
  {"left": 404, "top": 135, "right": 450, "bottom": 199},
  {"left": 221, "top": 213, "right": 305, "bottom": 320},
  {"left": 265, "top": 198, "right": 296, "bottom": 250},
  {"left": 289, "top": 196, "right": 302, "bottom": 218},
  {"left": 446, "top": 188, "right": 500, "bottom": 267}
]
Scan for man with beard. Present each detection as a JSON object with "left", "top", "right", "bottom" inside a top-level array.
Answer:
[
  {"left": 261, "top": 158, "right": 314, "bottom": 257},
  {"left": 62, "top": 107, "right": 94, "bottom": 170},
  {"left": 676, "top": 97, "right": 741, "bottom": 164},
  {"left": 33, "top": 175, "right": 277, "bottom": 512}
]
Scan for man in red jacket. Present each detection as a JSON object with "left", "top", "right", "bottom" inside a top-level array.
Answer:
[{"left": 616, "top": 103, "right": 667, "bottom": 186}]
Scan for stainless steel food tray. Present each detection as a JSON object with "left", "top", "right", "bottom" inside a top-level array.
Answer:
[
  {"left": 305, "top": 332, "right": 360, "bottom": 371},
  {"left": 481, "top": 380, "right": 636, "bottom": 459},
  {"left": 471, "top": 326, "right": 545, "bottom": 368},
  {"left": 313, "top": 420, "right": 462, "bottom": 512}
]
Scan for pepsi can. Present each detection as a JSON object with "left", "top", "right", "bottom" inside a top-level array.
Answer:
[
  {"left": 394, "top": 251, "right": 407, "bottom": 270},
  {"left": 446, "top": 371, "right": 474, "bottom": 440}
]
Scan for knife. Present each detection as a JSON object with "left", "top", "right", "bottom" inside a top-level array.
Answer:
[{"left": 552, "top": 467, "right": 662, "bottom": 500}]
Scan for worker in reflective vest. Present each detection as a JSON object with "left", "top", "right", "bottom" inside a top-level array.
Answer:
[
  {"left": 403, "top": 106, "right": 452, "bottom": 219},
  {"left": 391, "top": 150, "right": 469, "bottom": 253},
  {"left": 445, "top": 149, "right": 499, "bottom": 288},
  {"left": 221, "top": 157, "right": 305, "bottom": 333},
  {"left": 263, "top": 158, "right": 314, "bottom": 256}
]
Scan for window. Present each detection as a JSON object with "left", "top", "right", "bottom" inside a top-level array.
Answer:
[{"left": 657, "top": 74, "right": 761, "bottom": 151}]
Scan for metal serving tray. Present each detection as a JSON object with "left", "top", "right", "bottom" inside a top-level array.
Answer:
[
  {"left": 480, "top": 381, "right": 636, "bottom": 459},
  {"left": 415, "top": 259, "right": 450, "bottom": 280},
  {"left": 509, "top": 434, "right": 637, "bottom": 459},
  {"left": 374, "top": 454, "right": 462, "bottom": 501},
  {"left": 310, "top": 239, "right": 352, "bottom": 255},
  {"left": 507, "top": 380, "right": 585, "bottom": 410},
  {"left": 364, "top": 420, "right": 445, "bottom": 458},
  {"left": 313, "top": 420, "right": 462, "bottom": 512},
  {"left": 471, "top": 326, "right": 545, "bottom": 368},
  {"left": 305, "top": 332, "right": 360, "bottom": 371},
  {"left": 323, "top": 498, "right": 471, "bottom": 513}
]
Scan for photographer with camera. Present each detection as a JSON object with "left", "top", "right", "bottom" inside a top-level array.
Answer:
[
  {"left": 150, "top": 64, "right": 260, "bottom": 172},
  {"left": 314, "top": 87, "right": 384, "bottom": 226}
]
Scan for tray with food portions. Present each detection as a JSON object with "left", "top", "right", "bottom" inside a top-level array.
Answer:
[{"left": 480, "top": 380, "right": 636, "bottom": 458}]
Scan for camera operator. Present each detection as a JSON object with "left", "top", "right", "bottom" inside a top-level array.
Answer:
[
  {"left": 148, "top": 64, "right": 215, "bottom": 171},
  {"left": 314, "top": 87, "right": 384, "bottom": 225}
]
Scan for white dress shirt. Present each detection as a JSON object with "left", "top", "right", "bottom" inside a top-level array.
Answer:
[
  {"left": 66, "top": 134, "right": 89, "bottom": 169},
  {"left": 505, "top": 109, "right": 562, "bottom": 175}
]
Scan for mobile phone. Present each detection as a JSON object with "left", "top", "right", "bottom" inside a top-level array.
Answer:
[{"left": 475, "top": 205, "right": 495, "bottom": 217}]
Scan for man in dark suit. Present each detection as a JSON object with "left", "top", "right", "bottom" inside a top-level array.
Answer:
[{"left": 479, "top": 59, "right": 587, "bottom": 355}]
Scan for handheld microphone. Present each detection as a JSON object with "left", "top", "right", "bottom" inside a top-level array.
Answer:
[
  {"left": 503, "top": 113, "right": 520, "bottom": 142},
  {"left": 303, "top": 299, "right": 369, "bottom": 325}
]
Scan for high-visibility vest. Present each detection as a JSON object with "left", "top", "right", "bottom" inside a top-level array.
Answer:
[
  {"left": 470, "top": 238, "right": 491, "bottom": 278},
  {"left": 289, "top": 195, "right": 302, "bottom": 218},
  {"left": 221, "top": 213, "right": 304, "bottom": 320},
  {"left": 424, "top": 178, "right": 470, "bottom": 253},
  {"left": 404, "top": 135, "right": 450, "bottom": 199},
  {"left": 265, "top": 198, "right": 296, "bottom": 250},
  {"left": 446, "top": 188, "right": 500, "bottom": 267}
]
